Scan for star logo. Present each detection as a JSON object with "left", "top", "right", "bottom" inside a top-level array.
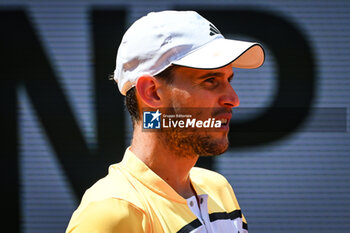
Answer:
[
  {"left": 150, "top": 109, "right": 161, "bottom": 122},
  {"left": 143, "top": 110, "right": 162, "bottom": 129}
]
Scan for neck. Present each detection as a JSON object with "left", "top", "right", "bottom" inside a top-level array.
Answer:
[{"left": 130, "top": 123, "right": 199, "bottom": 199}]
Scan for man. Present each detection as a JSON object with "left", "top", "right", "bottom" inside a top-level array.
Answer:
[{"left": 66, "top": 10, "right": 264, "bottom": 233}]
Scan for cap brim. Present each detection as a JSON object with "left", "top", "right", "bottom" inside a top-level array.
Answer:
[{"left": 172, "top": 38, "right": 265, "bottom": 69}]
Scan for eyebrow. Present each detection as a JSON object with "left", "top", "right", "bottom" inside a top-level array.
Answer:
[{"left": 197, "top": 71, "right": 234, "bottom": 81}]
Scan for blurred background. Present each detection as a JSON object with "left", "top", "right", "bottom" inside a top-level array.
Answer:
[{"left": 1, "top": 0, "right": 349, "bottom": 232}]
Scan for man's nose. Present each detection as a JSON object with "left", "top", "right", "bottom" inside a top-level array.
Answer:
[{"left": 218, "top": 84, "right": 240, "bottom": 108}]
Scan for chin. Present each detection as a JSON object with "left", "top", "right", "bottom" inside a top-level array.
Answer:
[
  {"left": 161, "top": 127, "right": 230, "bottom": 158},
  {"left": 196, "top": 135, "right": 229, "bottom": 157}
]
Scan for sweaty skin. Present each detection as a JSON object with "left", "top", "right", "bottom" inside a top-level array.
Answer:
[{"left": 131, "top": 64, "right": 239, "bottom": 199}]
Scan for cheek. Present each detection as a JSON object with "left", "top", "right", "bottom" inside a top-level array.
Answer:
[{"left": 170, "top": 87, "right": 192, "bottom": 107}]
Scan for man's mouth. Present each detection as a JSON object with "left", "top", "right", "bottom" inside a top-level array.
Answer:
[
  {"left": 212, "top": 108, "right": 232, "bottom": 126},
  {"left": 214, "top": 113, "right": 232, "bottom": 128},
  {"left": 219, "top": 118, "right": 228, "bottom": 126}
]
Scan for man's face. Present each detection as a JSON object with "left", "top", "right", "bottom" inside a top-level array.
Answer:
[{"left": 159, "top": 64, "right": 239, "bottom": 157}]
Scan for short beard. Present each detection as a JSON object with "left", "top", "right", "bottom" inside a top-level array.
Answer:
[
  {"left": 156, "top": 107, "right": 231, "bottom": 158},
  {"left": 158, "top": 128, "right": 229, "bottom": 159}
]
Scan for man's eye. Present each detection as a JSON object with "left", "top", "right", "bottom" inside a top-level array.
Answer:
[
  {"left": 204, "top": 78, "right": 215, "bottom": 84},
  {"left": 202, "top": 77, "right": 219, "bottom": 89}
]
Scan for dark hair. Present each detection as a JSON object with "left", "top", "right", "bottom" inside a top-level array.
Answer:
[{"left": 124, "top": 65, "right": 178, "bottom": 126}]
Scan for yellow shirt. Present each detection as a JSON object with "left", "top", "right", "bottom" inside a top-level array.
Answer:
[{"left": 66, "top": 148, "right": 248, "bottom": 233}]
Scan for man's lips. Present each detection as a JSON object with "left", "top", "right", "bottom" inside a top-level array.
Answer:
[
  {"left": 211, "top": 108, "right": 233, "bottom": 128},
  {"left": 213, "top": 113, "right": 232, "bottom": 127}
]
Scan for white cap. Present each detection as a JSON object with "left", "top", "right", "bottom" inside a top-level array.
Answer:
[{"left": 114, "top": 10, "right": 265, "bottom": 95}]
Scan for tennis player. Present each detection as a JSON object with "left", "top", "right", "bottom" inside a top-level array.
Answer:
[{"left": 66, "top": 10, "right": 264, "bottom": 233}]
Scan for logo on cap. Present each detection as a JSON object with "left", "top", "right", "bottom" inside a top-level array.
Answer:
[
  {"left": 143, "top": 110, "right": 162, "bottom": 129},
  {"left": 209, "top": 24, "right": 221, "bottom": 36}
]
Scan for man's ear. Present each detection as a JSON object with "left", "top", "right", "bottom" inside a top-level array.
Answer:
[{"left": 135, "top": 75, "right": 162, "bottom": 108}]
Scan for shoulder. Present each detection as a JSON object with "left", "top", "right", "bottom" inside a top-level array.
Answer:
[
  {"left": 66, "top": 164, "right": 149, "bottom": 232},
  {"left": 66, "top": 198, "right": 149, "bottom": 233},
  {"left": 79, "top": 163, "right": 144, "bottom": 209},
  {"left": 66, "top": 164, "right": 147, "bottom": 233}
]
